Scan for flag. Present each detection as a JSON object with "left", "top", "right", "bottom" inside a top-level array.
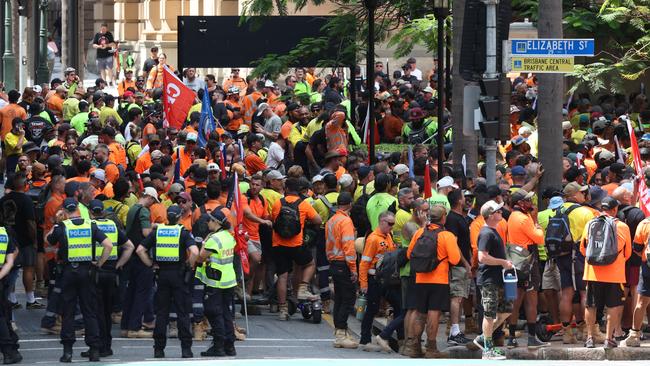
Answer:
[
  {"left": 408, "top": 146, "right": 415, "bottom": 179},
  {"left": 173, "top": 147, "right": 181, "bottom": 183},
  {"left": 220, "top": 143, "right": 227, "bottom": 180},
  {"left": 461, "top": 154, "right": 467, "bottom": 177},
  {"left": 162, "top": 65, "right": 195, "bottom": 129},
  {"left": 423, "top": 160, "right": 432, "bottom": 199},
  {"left": 238, "top": 139, "right": 245, "bottom": 162},
  {"left": 227, "top": 173, "right": 250, "bottom": 275},
  {"left": 614, "top": 135, "right": 626, "bottom": 164},
  {"left": 627, "top": 121, "right": 650, "bottom": 215},
  {"left": 198, "top": 86, "right": 216, "bottom": 147}
]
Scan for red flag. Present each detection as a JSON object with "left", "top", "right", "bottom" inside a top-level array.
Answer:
[
  {"left": 423, "top": 160, "right": 432, "bottom": 199},
  {"left": 232, "top": 174, "right": 250, "bottom": 275},
  {"left": 162, "top": 65, "right": 195, "bottom": 130},
  {"left": 627, "top": 121, "right": 650, "bottom": 215}
]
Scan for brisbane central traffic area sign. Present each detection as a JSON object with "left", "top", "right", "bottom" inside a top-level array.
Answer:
[{"left": 511, "top": 57, "right": 574, "bottom": 73}]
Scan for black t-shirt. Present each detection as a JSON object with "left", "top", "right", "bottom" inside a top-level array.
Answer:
[
  {"left": 25, "top": 116, "right": 52, "bottom": 146},
  {"left": 140, "top": 226, "right": 196, "bottom": 267},
  {"left": 0, "top": 192, "right": 35, "bottom": 247},
  {"left": 445, "top": 210, "right": 471, "bottom": 264},
  {"left": 143, "top": 58, "right": 158, "bottom": 76},
  {"left": 477, "top": 226, "right": 506, "bottom": 286},
  {"left": 48, "top": 218, "right": 109, "bottom": 261},
  {"left": 93, "top": 31, "right": 115, "bottom": 59},
  {"left": 308, "top": 128, "right": 327, "bottom": 167}
]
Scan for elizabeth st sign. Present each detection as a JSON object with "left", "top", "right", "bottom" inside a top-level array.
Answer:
[{"left": 504, "top": 38, "right": 594, "bottom": 73}]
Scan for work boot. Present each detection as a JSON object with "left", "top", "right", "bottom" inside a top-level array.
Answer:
[
  {"left": 464, "top": 317, "right": 479, "bottom": 334},
  {"left": 575, "top": 322, "right": 586, "bottom": 341},
  {"left": 181, "top": 347, "right": 194, "bottom": 358},
  {"left": 424, "top": 341, "right": 444, "bottom": 358},
  {"left": 154, "top": 348, "right": 165, "bottom": 358},
  {"left": 563, "top": 325, "right": 577, "bottom": 344},
  {"left": 278, "top": 303, "right": 290, "bottom": 321},
  {"left": 322, "top": 299, "right": 332, "bottom": 314},
  {"left": 60, "top": 345, "right": 73, "bottom": 363},
  {"left": 224, "top": 342, "right": 237, "bottom": 356},
  {"left": 402, "top": 337, "right": 424, "bottom": 358},
  {"left": 527, "top": 335, "right": 549, "bottom": 349},
  {"left": 88, "top": 348, "right": 100, "bottom": 362},
  {"left": 591, "top": 324, "right": 607, "bottom": 344},
  {"left": 333, "top": 329, "right": 358, "bottom": 349},
  {"left": 297, "top": 283, "right": 319, "bottom": 301},
  {"left": 193, "top": 320, "right": 208, "bottom": 341},
  {"left": 622, "top": 329, "right": 641, "bottom": 347},
  {"left": 201, "top": 343, "right": 226, "bottom": 357},
  {"left": 127, "top": 329, "right": 153, "bottom": 338},
  {"left": 234, "top": 327, "right": 246, "bottom": 341},
  {"left": 2, "top": 347, "right": 22, "bottom": 365},
  {"left": 375, "top": 335, "right": 392, "bottom": 352},
  {"left": 168, "top": 320, "right": 178, "bottom": 338}
]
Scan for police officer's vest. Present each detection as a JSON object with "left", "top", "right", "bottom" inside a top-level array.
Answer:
[
  {"left": 154, "top": 224, "right": 182, "bottom": 262},
  {"left": 64, "top": 219, "right": 93, "bottom": 262},
  {"left": 0, "top": 227, "right": 9, "bottom": 266},
  {"left": 93, "top": 219, "right": 118, "bottom": 261},
  {"left": 196, "top": 230, "right": 236, "bottom": 289}
]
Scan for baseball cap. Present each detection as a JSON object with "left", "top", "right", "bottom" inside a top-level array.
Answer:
[
  {"left": 312, "top": 174, "right": 324, "bottom": 184},
  {"left": 592, "top": 118, "right": 609, "bottom": 133},
  {"left": 430, "top": 205, "right": 447, "bottom": 222},
  {"left": 177, "top": 192, "right": 192, "bottom": 203},
  {"left": 548, "top": 196, "right": 564, "bottom": 210},
  {"left": 63, "top": 198, "right": 78, "bottom": 212},
  {"left": 150, "top": 150, "right": 163, "bottom": 160},
  {"left": 23, "top": 141, "right": 40, "bottom": 154},
  {"left": 563, "top": 181, "right": 588, "bottom": 196},
  {"left": 480, "top": 200, "right": 504, "bottom": 219},
  {"left": 256, "top": 103, "right": 270, "bottom": 116},
  {"left": 601, "top": 197, "right": 619, "bottom": 210},
  {"left": 91, "top": 169, "right": 106, "bottom": 183},
  {"left": 597, "top": 150, "right": 615, "bottom": 161},
  {"left": 338, "top": 174, "right": 353, "bottom": 189},
  {"left": 393, "top": 164, "right": 409, "bottom": 176},
  {"left": 207, "top": 163, "right": 220, "bottom": 172},
  {"left": 193, "top": 167, "right": 208, "bottom": 182},
  {"left": 123, "top": 91, "right": 134, "bottom": 98},
  {"left": 437, "top": 176, "right": 458, "bottom": 189},
  {"left": 89, "top": 199, "right": 104, "bottom": 213},
  {"left": 423, "top": 86, "right": 435, "bottom": 94},
  {"left": 64, "top": 181, "right": 80, "bottom": 198},
  {"left": 511, "top": 189, "right": 535, "bottom": 205},
  {"left": 511, "top": 165, "right": 527, "bottom": 176},
  {"left": 589, "top": 186, "right": 606, "bottom": 205},
  {"left": 358, "top": 166, "right": 371, "bottom": 180},
  {"left": 562, "top": 121, "right": 573, "bottom": 130},
  {"left": 264, "top": 80, "right": 274, "bottom": 88},
  {"left": 609, "top": 162, "right": 626, "bottom": 177},
  {"left": 169, "top": 183, "right": 184, "bottom": 194},
  {"left": 187, "top": 132, "right": 198, "bottom": 142},
  {"left": 167, "top": 205, "right": 182, "bottom": 219},
  {"left": 143, "top": 187, "right": 159, "bottom": 202},
  {"left": 209, "top": 208, "right": 229, "bottom": 225},
  {"left": 511, "top": 135, "right": 528, "bottom": 146},
  {"left": 337, "top": 191, "right": 353, "bottom": 206},
  {"left": 267, "top": 170, "right": 286, "bottom": 180}
]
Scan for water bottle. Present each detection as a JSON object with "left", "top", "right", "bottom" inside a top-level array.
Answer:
[
  {"left": 503, "top": 269, "right": 518, "bottom": 302},
  {"left": 355, "top": 294, "right": 367, "bottom": 320}
]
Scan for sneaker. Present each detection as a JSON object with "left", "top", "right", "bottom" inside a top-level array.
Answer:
[
  {"left": 10, "top": 302, "right": 21, "bottom": 310},
  {"left": 604, "top": 339, "right": 618, "bottom": 349},
  {"left": 278, "top": 304, "right": 289, "bottom": 321},
  {"left": 361, "top": 342, "right": 382, "bottom": 352},
  {"left": 492, "top": 347, "right": 506, "bottom": 357},
  {"left": 375, "top": 335, "right": 392, "bottom": 353},
  {"left": 527, "top": 335, "right": 550, "bottom": 349},
  {"left": 26, "top": 300, "right": 46, "bottom": 309},
  {"left": 482, "top": 348, "right": 507, "bottom": 360},
  {"left": 448, "top": 332, "right": 472, "bottom": 346},
  {"left": 506, "top": 337, "right": 518, "bottom": 348},
  {"left": 585, "top": 337, "right": 595, "bottom": 348},
  {"left": 469, "top": 335, "right": 485, "bottom": 351}
]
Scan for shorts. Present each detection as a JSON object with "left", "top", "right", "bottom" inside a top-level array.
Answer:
[
  {"left": 96, "top": 56, "right": 114, "bottom": 71},
  {"left": 272, "top": 245, "right": 313, "bottom": 275},
  {"left": 541, "top": 260, "right": 561, "bottom": 291},
  {"left": 625, "top": 264, "right": 640, "bottom": 288},
  {"left": 450, "top": 266, "right": 470, "bottom": 298},
  {"left": 557, "top": 252, "right": 585, "bottom": 291},
  {"left": 586, "top": 281, "right": 625, "bottom": 308},
  {"left": 481, "top": 282, "right": 513, "bottom": 318},
  {"left": 637, "top": 275, "right": 650, "bottom": 298},
  {"left": 17, "top": 245, "right": 36, "bottom": 267},
  {"left": 247, "top": 239, "right": 262, "bottom": 255},
  {"left": 414, "top": 283, "right": 450, "bottom": 313},
  {"left": 401, "top": 276, "right": 418, "bottom": 310}
]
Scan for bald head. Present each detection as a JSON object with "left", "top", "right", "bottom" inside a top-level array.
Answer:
[{"left": 611, "top": 186, "right": 632, "bottom": 205}]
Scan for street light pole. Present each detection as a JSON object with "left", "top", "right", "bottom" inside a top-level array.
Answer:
[
  {"left": 36, "top": 0, "right": 50, "bottom": 85},
  {"left": 433, "top": 0, "right": 449, "bottom": 175},
  {"left": 2, "top": 0, "right": 16, "bottom": 90},
  {"left": 483, "top": 0, "right": 499, "bottom": 185},
  {"left": 364, "top": 0, "right": 377, "bottom": 164}
]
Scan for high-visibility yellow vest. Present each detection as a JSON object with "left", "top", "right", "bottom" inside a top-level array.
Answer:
[
  {"left": 196, "top": 230, "right": 236, "bottom": 289},
  {"left": 155, "top": 224, "right": 182, "bottom": 262},
  {"left": 64, "top": 219, "right": 93, "bottom": 262},
  {"left": 0, "top": 227, "right": 8, "bottom": 265},
  {"left": 93, "top": 219, "right": 118, "bottom": 261}
]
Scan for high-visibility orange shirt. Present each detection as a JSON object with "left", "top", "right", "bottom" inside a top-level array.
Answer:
[
  {"left": 108, "top": 142, "right": 127, "bottom": 169},
  {"left": 633, "top": 218, "right": 650, "bottom": 262},
  {"left": 179, "top": 212, "right": 192, "bottom": 231},
  {"left": 142, "top": 123, "right": 157, "bottom": 147},
  {"left": 407, "top": 224, "right": 461, "bottom": 285},
  {"left": 135, "top": 152, "right": 153, "bottom": 174},
  {"left": 0, "top": 104, "right": 27, "bottom": 139},
  {"left": 271, "top": 195, "right": 318, "bottom": 248},
  {"left": 325, "top": 210, "right": 357, "bottom": 273},
  {"left": 47, "top": 94, "right": 64, "bottom": 119},
  {"left": 244, "top": 152, "right": 267, "bottom": 176},
  {"left": 470, "top": 215, "right": 507, "bottom": 269},
  {"left": 224, "top": 100, "right": 243, "bottom": 131},
  {"left": 242, "top": 91, "right": 263, "bottom": 126},
  {"left": 117, "top": 79, "right": 137, "bottom": 96},
  {"left": 360, "top": 228, "right": 396, "bottom": 289},
  {"left": 104, "top": 162, "right": 121, "bottom": 184},
  {"left": 580, "top": 217, "right": 631, "bottom": 283},
  {"left": 66, "top": 176, "right": 90, "bottom": 184},
  {"left": 222, "top": 78, "right": 248, "bottom": 96},
  {"left": 150, "top": 202, "right": 168, "bottom": 224},
  {"left": 506, "top": 210, "right": 544, "bottom": 247},
  {"left": 325, "top": 120, "right": 347, "bottom": 153},
  {"left": 43, "top": 192, "right": 65, "bottom": 232},
  {"left": 601, "top": 182, "right": 619, "bottom": 196},
  {"left": 191, "top": 200, "right": 237, "bottom": 233},
  {"left": 172, "top": 146, "right": 192, "bottom": 176},
  {"left": 242, "top": 194, "right": 267, "bottom": 242}
]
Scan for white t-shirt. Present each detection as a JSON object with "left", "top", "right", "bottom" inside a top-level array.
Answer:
[
  {"left": 266, "top": 142, "right": 285, "bottom": 171},
  {"left": 411, "top": 68, "right": 423, "bottom": 81}
]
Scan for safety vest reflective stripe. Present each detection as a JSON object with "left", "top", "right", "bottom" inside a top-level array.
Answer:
[
  {"left": 155, "top": 225, "right": 182, "bottom": 262},
  {"left": 64, "top": 219, "right": 93, "bottom": 262},
  {"left": 197, "top": 230, "right": 236, "bottom": 289},
  {"left": 368, "top": 269, "right": 376, "bottom": 275},
  {"left": 93, "top": 219, "right": 118, "bottom": 260},
  {"left": 0, "top": 227, "right": 8, "bottom": 266},
  {"left": 361, "top": 255, "right": 373, "bottom": 262},
  {"left": 244, "top": 94, "right": 256, "bottom": 122},
  {"left": 325, "top": 216, "right": 345, "bottom": 258}
]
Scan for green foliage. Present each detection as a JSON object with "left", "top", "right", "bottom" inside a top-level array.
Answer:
[{"left": 387, "top": 15, "right": 451, "bottom": 58}]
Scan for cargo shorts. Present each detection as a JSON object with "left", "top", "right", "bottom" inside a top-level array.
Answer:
[{"left": 480, "top": 283, "right": 513, "bottom": 319}]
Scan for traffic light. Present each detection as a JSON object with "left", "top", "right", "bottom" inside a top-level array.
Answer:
[{"left": 478, "top": 78, "right": 500, "bottom": 139}]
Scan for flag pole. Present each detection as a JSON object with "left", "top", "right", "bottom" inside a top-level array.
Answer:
[{"left": 240, "top": 262, "right": 250, "bottom": 337}]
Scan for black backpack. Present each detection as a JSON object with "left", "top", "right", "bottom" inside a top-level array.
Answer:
[
  {"left": 375, "top": 248, "right": 407, "bottom": 287},
  {"left": 410, "top": 227, "right": 444, "bottom": 273},
  {"left": 351, "top": 185, "right": 373, "bottom": 237},
  {"left": 273, "top": 198, "right": 303, "bottom": 239},
  {"left": 193, "top": 205, "right": 223, "bottom": 243},
  {"left": 585, "top": 215, "right": 620, "bottom": 266},
  {"left": 190, "top": 187, "right": 208, "bottom": 207},
  {"left": 618, "top": 206, "right": 643, "bottom": 266},
  {"left": 544, "top": 204, "right": 579, "bottom": 258}
]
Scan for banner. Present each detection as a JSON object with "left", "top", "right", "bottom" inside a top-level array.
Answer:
[
  {"left": 198, "top": 86, "right": 216, "bottom": 147},
  {"left": 627, "top": 120, "right": 650, "bottom": 215},
  {"left": 162, "top": 65, "right": 195, "bottom": 129}
]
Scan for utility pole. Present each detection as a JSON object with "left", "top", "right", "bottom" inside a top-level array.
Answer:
[
  {"left": 364, "top": 0, "right": 376, "bottom": 164},
  {"left": 2, "top": 0, "right": 16, "bottom": 90},
  {"left": 537, "top": 0, "right": 563, "bottom": 207},
  {"left": 36, "top": 0, "right": 49, "bottom": 84},
  {"left": 482, "top": 0, "right": 498, "bottom": 185}
]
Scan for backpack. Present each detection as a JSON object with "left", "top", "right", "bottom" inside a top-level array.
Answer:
[
  {"left": 105, "top": 202, "right": 127, "bottom": 229},
  {"left": 375, "top": 248, "right": 406, "bottom": 287},
  {"left": 410, "top": 227, "right": 444, "bottom": 273},
  {"left": 320, "top": 195, "right": 338, "bottom": 218},
  {"left": 191, "top": 187, "right": 208, "bottom": 207},
  {"left": 273, "top": 198, "right": 303, "bottom": 239},
  {"left": 618, "top": 206, "right": 643, "bottom": 266},
  {"left": 193, "top": 205, "right": 223, "bottom": 243},
  {"left": 0, "top": 198, "right": 18, "bottom": 227},
  {"left": 407, "top": 126, "right": 427, "bottom": 144},
  {"left": 99, "top": 160, "right": 126, "bottom": 179},
  {"left": 544, "top": 204, "right": 580, "bottom": 258},
  {"left": 585, "top": 215, "right": 620, "bottom": 266},
  {"left": 351, "top": 185, "right": 373, "bottom": 237}
]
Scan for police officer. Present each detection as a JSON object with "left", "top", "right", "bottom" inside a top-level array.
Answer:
[
  {"left": 136, "top": 205, "right": 198, "bottom": 359},
  {"left": 83, "top": 200, "right": 134, "bottom": 358},
  {"left": 46, "top": 198, "right": 113, "bottom": 363},
  {"left": 0, "top": 225, "right": 22, "bottom": 364},
  {"left": 197, "top": 209, "right": 237, "bottom": 357}
]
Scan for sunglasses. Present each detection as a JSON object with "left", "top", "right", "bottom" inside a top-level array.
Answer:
[
  {"left": 383, "top": 220, "right": 395, "bottom": 226},
  {"left": 176, "top": 199, "right": 187, "bottom": 204}
]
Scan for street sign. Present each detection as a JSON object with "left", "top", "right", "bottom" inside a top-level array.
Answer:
[
  {"left": 510, "top": 57, "right": 574, "bottom": 73},
  {"left": 510, "top": 39, "right": 594, "bottom": 56}
]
